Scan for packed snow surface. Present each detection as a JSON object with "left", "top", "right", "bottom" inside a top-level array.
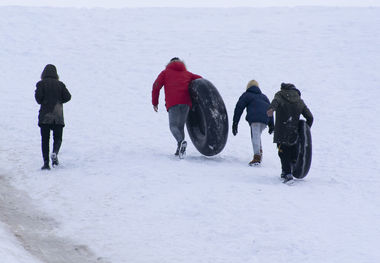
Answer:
[
  {"left": 2, "top": 0, "right": 380, "bottom": 7},
  {"left": 0, "top": 4, "right": 380, "bottom": 263}
]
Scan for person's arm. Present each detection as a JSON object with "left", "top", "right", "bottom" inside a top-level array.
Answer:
[
  {"left": 267, "top": 93, "right": 280, "bottom": 116},
  {"left": 268, "top": 114, "right": 274, "bottom": 127},
  {"left": 61, "top": 83, "right": 71, "bottom": 103},
  {"left": 35, "top": 82, "right": 44, "bottom": 104},
  {"left": 152, "top": 71, "right": 165, "bottom": 111},
  {"left": 302, "top": 104, "right": 314, "bottom": 127},
  {"left": 232, "top": 94, "right": 248, "bottom": 135},
  {"left": 233, "top": 94, "right": 248, "bottom": 124}
]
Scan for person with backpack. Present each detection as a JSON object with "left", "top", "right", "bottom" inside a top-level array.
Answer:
[
  {"left": 232, "top": 80, "right": 274, "bottom": 166},
  {"left": 267, "top": 83, "right": 313, "bottom": 182},
  {"left": 35, "top": 64, "right": 71, "bottom": 170},
  {"left": 152, "top": 57, "right": 202, "bottom": 158}
]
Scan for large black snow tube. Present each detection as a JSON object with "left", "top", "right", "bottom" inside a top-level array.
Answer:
[
  {"left": 186, "top": 78, "right": 228, "bottom": 156},
  {"left": 293, "top": 120, "right": 312, "bottom": 179}
]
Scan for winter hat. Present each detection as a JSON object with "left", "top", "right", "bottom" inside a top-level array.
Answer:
[
  {"left": 167, "top": 57, "right": 186, "bottom": 68},
  {"left": 170, "top": 57, "right": 180, "bottom": 62},
  {"left": 246, "top": 80, "right": 259, "bottom": 90},
  {"left": 281, "top": 83, "right": 301, "bottom": 96},
  {"left": 281, "top": 82, "right": 294, "bottom": 89}
]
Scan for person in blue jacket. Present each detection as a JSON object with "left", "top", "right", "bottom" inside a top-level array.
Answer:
[{"left": 232, "top": 80, "right": 274, "bottom": 166}]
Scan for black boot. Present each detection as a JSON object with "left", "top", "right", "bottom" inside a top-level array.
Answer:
[
  {"left": 282, "top": 173, "right": 294, "bottom": 184},
  {"left": 41, "top": 161, "right": 50, "bottom": 170},
  {"left": 51, "top": 153, "right": 59, "bottom": 166}
]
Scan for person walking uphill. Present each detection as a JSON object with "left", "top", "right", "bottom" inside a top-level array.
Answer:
[
  {"left": 267, "top": 83, "right": 313, "bottom": 183},
  {"left": 152, "top": 57, "right": 202, "bottom": 158},
  {"left": 35, "top": 64, "right": 71, "bottom": 170},
  {"left": 232, "top": 80, "right": 274, "bottom": 166}
]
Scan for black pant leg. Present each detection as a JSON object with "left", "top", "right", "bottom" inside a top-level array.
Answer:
[
  {"left": 40, "top": 125, "right": 51, "bottom": 163},
  {"left": 289, "top": 144, "right": 298, "bottom": 163},
  {"left": 278, "top": 144, "right": 290, "bottom": 174},
  {"left": 52, "top": 125, "right": 63, "bottom": 154},
  {"left": 278, "top": 144, "right": 297, "bottom": 174}
]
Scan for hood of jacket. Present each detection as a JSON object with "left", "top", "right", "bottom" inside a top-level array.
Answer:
[
  {"left": 280, "top": 83, "right": 301, "bottom": 103},
  {"left": 166, "top": 61, "right": 186, "bottom": 71},
  {"left": 41, "top": 64, "right": 59, "bottom": 79},
  {"left": 246, "top": 85, "right": 262, "bottom": 95}
]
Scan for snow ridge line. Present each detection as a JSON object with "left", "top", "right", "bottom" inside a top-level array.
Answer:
[{"left": 0, "top": 175, "right": 110, "bottom": 263}]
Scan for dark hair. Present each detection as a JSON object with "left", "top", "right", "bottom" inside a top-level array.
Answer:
[{"left": 170, "top": 57, "right": 180, "bottom": 62}]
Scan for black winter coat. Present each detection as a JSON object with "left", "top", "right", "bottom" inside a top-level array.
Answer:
[
  {"left": 269, "top": 83, "right": 313, "bottom": 145},
  {"left": 35, "top": 65, "right": 71, "bottom": 127},
  {"left": 233, "top": 86, "right": 274, "bottom": 126}
]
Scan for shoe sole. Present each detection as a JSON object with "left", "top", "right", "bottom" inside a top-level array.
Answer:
[{"left": 283, "top": 179, "right": 295, "bottom": 185}]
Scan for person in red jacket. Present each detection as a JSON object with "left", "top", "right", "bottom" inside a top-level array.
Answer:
[{"left": 152, "top": 57, "right": 202, "bottom": 158}]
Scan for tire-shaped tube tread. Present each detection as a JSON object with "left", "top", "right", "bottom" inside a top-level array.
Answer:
[
  {"left": 293, "top": 120, "right": 312, "bottom": 179},
  {"left": 186, "top": 79, "right": 228, "bottom": 156}
]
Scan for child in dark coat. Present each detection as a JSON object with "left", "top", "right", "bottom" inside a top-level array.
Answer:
[
  {"left": 267, "top": 83, "right": 313, "bottom": 182},
  {"left": 232, "top": 80, "right": 274, "bottom": 166}
]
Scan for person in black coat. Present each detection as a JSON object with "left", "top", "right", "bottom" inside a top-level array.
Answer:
[
  {"left": 35, "top": 64, "right": 71, "bottom": 170},
  {"left": 267, "top": 83, "right": 313, "bottom": 182},
  {"left": 232, "top": 80, "right": 274, "bottom": 166}
]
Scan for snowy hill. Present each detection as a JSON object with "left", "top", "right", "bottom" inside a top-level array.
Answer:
[{"left": 0, "top": 5, "right": 380, "bottom": 263}]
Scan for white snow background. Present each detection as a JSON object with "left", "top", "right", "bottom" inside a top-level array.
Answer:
[{"left": 0, "top": 1, "right": 380, "bottom": 263}]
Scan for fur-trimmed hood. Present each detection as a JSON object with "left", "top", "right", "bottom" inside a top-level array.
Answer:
[{"left": 166, "top": 60, "right": 187, "bottom": 71}]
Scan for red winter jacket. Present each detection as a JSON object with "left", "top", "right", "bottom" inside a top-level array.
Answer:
[{"left": 152, "top": 61, "right": 202, "bottom": 111}]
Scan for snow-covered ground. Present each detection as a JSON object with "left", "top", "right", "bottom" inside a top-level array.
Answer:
[
  {"left": 1, "top": 3, "right": 380, "bottom": 263},
  {"left": 1, "top": 0, "right": 380, "bottom": 8},
  {"left": 0, "top": 222, "right": 41, "bottom": 263}
]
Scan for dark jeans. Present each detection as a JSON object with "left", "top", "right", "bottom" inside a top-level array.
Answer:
[
  {"left": 277, "top": 143, "right": 298, "bottom": 174},
  {"left": 40, "top": 124, "right": 63, "bottom": 163}
]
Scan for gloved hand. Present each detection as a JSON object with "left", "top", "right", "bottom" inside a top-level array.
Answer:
[
  {"left": 232, "top": 122, "right": 238, "bottom": 136},
  {"left": 268, "top": 124, "right": 274, "bottom": 134}
]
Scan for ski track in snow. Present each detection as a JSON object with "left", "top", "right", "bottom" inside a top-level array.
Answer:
[{"left": 0, "top": 6, "right": 380, "bottom": 263}]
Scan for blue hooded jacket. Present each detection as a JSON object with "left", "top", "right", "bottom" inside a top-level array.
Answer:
[{"left": 233, "top": 85, "right": 274, "bottom": 126}]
